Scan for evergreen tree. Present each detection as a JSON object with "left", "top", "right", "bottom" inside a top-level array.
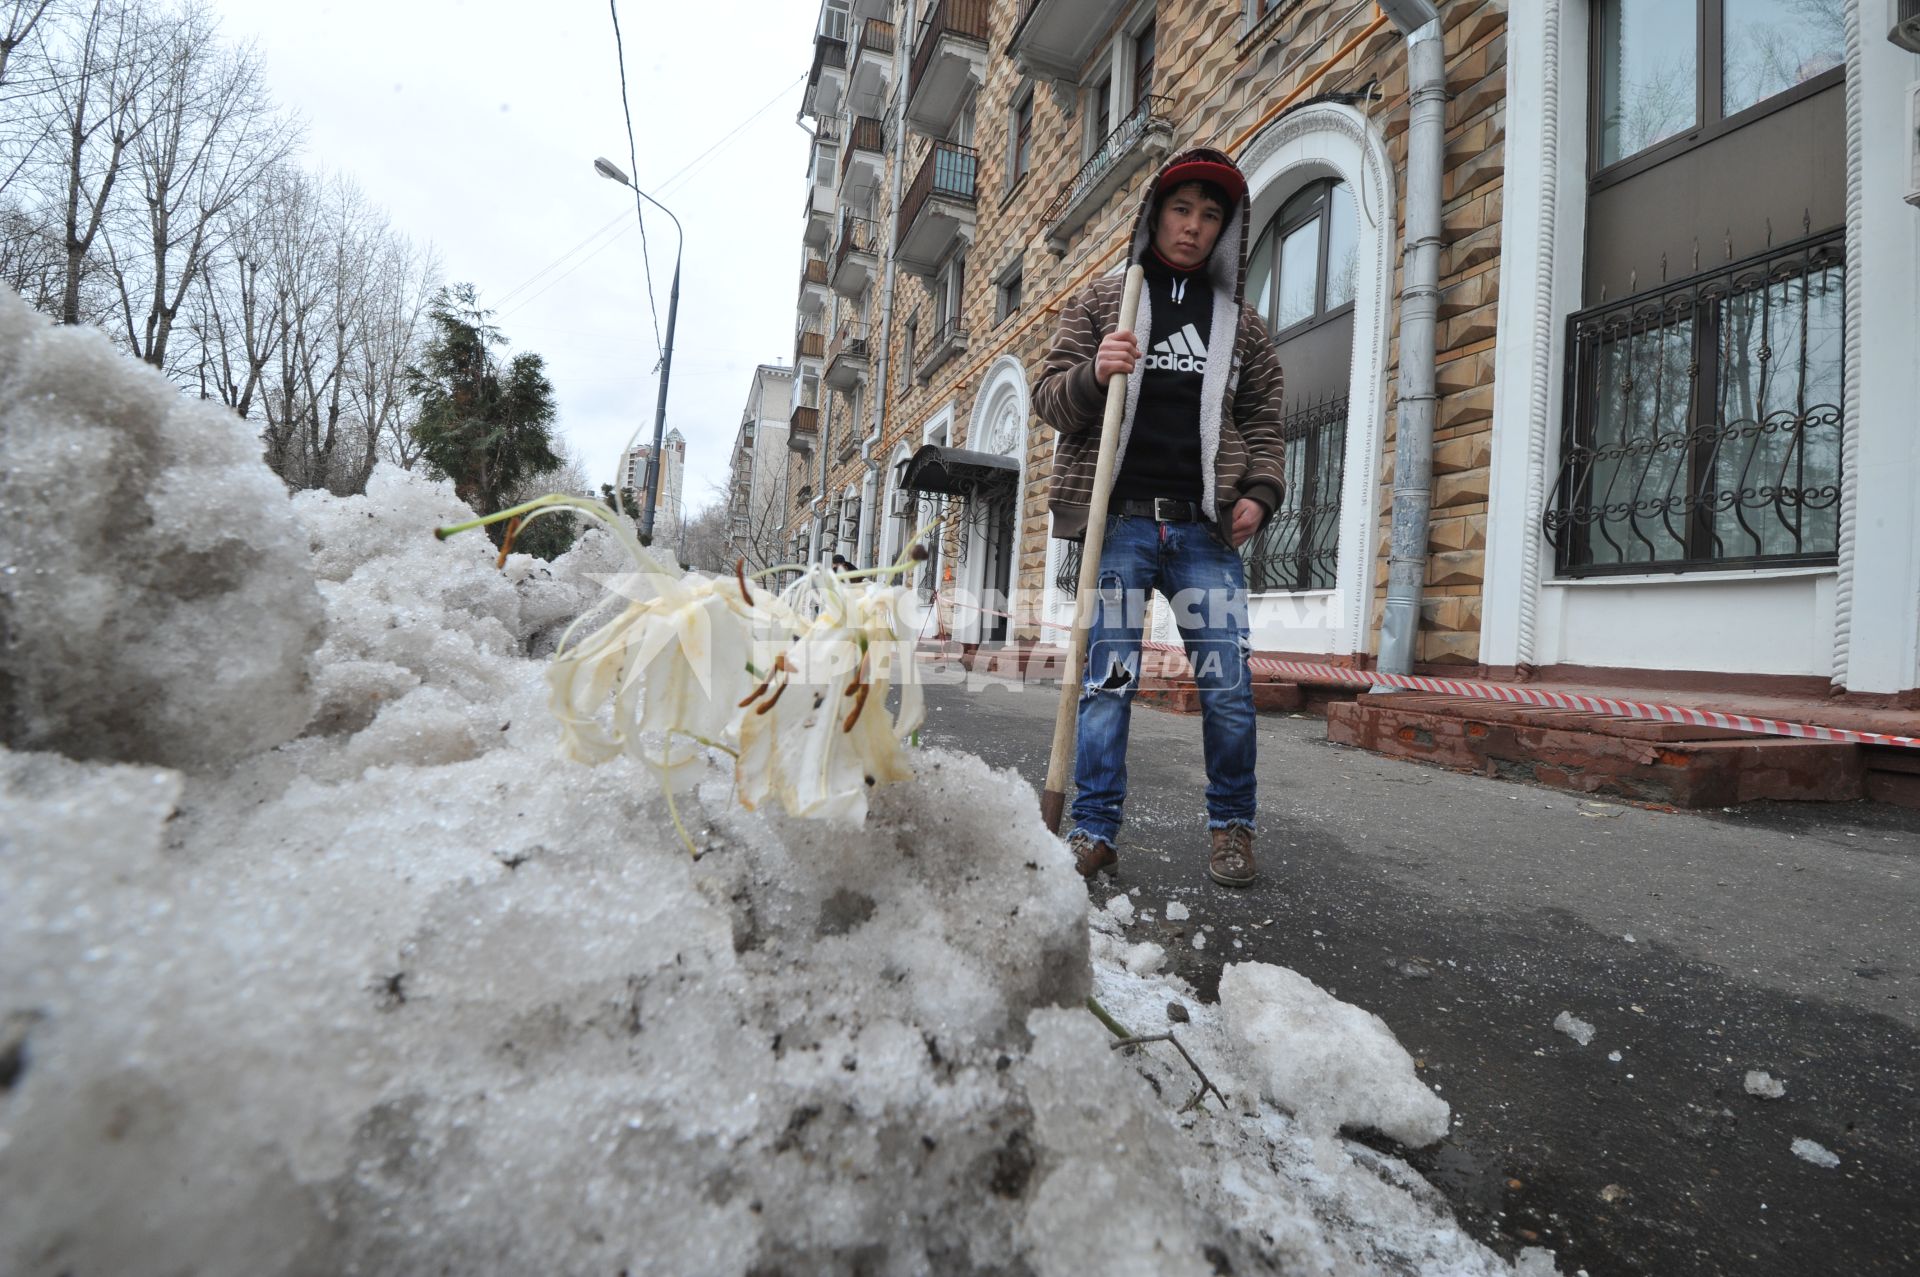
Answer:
[{"left": 407, "top": 283, "right": 561, "bottom": 543}]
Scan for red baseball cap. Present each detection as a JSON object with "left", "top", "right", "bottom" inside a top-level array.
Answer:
[{"left": 1155, "top": 149, "right": 1247, "bottom": 205}]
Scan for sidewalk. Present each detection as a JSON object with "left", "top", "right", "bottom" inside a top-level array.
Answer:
[{"left": 917, "top": 638, "right": 1920, "bottom": 808}]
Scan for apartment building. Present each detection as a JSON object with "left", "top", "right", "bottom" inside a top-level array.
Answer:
[
  {"left": 727, "top": 363, "right": 798, "bottom": 572},
  {"left": 782, "top": 0, "right": 1920, "bottom": 706},
  {"left": 622, "top": 429, "right": 687, "bottom": 550}
]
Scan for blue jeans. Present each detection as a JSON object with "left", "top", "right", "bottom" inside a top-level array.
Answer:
[{"left": 1068, "top": 514, "right": 1257, "bottom": 847}]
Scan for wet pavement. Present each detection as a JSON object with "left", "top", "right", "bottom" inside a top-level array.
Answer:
[{"left": 915, "top": 673, "right": 1920, "bottom": 1277}]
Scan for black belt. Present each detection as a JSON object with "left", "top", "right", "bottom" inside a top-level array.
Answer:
[{"left": 1112, "top": 497, "right": 1204, "bottom": 522}]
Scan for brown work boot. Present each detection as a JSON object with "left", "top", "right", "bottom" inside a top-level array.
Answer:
[
  {"left": 1208, "top": 825, "right": 1256, "bottom": 888},
  {"left": 1066, "top": 830, "right": 1117, "bottom": 879}
]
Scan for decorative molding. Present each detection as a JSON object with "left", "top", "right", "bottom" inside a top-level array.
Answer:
[
  {"left": 1237, "top": 102, "right": 1394, "bottom": 654},
  {"left": 1514, "top": 0, "right": 1563, "bottom": 669},
  {"left": 1831, "top": 0, "right": 1864, "bottom": 690},
  {"left": 961, "top": 355, "right": 1033, "bottom": 640}
]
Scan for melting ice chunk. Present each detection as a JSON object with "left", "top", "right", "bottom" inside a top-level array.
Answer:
[{"left": 1553, "top": 1012, "right": 1596, "bottom": 1046}]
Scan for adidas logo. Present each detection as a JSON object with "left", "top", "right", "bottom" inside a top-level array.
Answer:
[{"left": 1142, "top": 323, "right": 1207, "bottom": 373}]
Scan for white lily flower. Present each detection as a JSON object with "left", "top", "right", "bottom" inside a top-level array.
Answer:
[{"left": 440, "top": 496, "right": 932, "bottom": 845}]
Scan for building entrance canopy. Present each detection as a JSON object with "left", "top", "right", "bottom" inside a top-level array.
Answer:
[{"left": 899, "top": 443, "right": 1017, "bottom": 498}]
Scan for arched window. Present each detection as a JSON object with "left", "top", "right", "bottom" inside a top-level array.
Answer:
[{"left": 1246, "top": 178, "right": 1358, "bottom": 339}]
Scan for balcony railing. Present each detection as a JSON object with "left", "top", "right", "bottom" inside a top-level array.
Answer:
[
  {"left": 834, "top": 214, "right": 876, "bottom": 273},
  {"left": 801, "top": 257, "right": 827, "bottom": 286},
  {"left": 1544, "top": 232, "right": 1845, "bottom": 576},
  {"left": 808, "top": 34, "right": 847, "bottom": 84},
  {"left": 855, "top": 17, "right": 895, "bottom": 60},
  {"left": 1042, "top": 94, "right": 1174, "bottom": 236},
  {"left": 899, "top": 142, "right": 977, "bottom": 242},
  {"left": 825, "top": 320, "right": 871, "bottom": 387},
  {"left": 915, "top": 314, "right": 969, "bottom": 383},
  {"left": 838, "top": 115, "right": 886, "bottom": 186},
  {"left": 1241, "top": 396, "right": 1348, "bottom": 594},
  {"left": 796, "top": 322, "right": 825, "bottom": 361},
  {"left": 788, "top": 405, "right": 819, "bottom": 453},
  {"left": 909, "top": 0, "right": 991, "bottom": 103}
]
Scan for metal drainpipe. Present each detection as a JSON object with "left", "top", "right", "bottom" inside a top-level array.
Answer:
[
  {"left": 858, "top": 32, "right": 910, "bottom": 568},
  {"left": 1377, "top": 17, "right": 1446, "bottom": 677}
]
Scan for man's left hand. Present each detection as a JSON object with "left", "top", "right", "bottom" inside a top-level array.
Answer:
[{"left": 1230, "top": 498, "right": 1265, "bottom": 547}]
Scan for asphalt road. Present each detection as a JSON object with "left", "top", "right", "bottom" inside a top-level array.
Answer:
[{"left": 914, "top": 671, "right": 1920, "bottom": 1277}]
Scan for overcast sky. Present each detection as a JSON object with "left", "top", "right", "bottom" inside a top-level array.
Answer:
[{"left": 207, "top": 0, "right": 818, "bottom": 516}]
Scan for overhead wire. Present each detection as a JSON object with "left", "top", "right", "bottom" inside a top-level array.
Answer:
[
  {"left": 652, "top": 72, "right": 807, "bottom": 201},
  {"left": 607, "top": 0, "right": 664, "bottom": 363},
  {"left": 497, "top": 224, "right": 637, "bottom": 321},
  {"left": 491, "top": 210, "right": 631, "bottom": 311}
]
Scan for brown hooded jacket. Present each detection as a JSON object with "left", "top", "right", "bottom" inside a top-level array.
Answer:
[{"left": 1032, "top": 148, "right": 1287, "bottom": 542}]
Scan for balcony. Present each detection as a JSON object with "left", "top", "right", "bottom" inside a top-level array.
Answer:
[
  {"left": 1007, "top": 0, "right": 1130, "bottom": 82},
  {"left": 797, "top": 254, "right": 830, "bottom": 316},
  {"left": 804, "top": 34, "right": 847, "bottom": 117},
  {"left": 914, "top": 315, "right": 969, "bottom": 384},
  {"left": 905, "top": 0, "right": 989, "bottom": 139},
  {"left": 896, "top": 141, "right": 978, "bottom": 276},
  {"left": 837, "top": 115, "right": 886, "bottom": 209},
  {"left": 795, "top": 320, "right": 826, "bottom": 363},
  {"left": 824, "top": 319, "right": 871, "bottom": 389},
  {"left": 831, "top": 213, "right": 878, "bottom": 297},
  {"left": 788, "top": 405, "right": 819, "bottom": 453},
  {"left": 802, "top": 183, "right": 834, "bottom": 248},
  {"left": 1042, "top": 94, "right": 1174, "bottom": 254},
  {"left": 848, "top": 19, "right": 894, "bottom": 117}
]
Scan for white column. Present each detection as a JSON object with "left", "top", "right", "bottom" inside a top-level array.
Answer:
[
  {"left": 1832, "top": 19, "right": 1920, "bottom": 693},
  {"left": 1480, "top": 0, "right": 1587, "bottom": 671}
]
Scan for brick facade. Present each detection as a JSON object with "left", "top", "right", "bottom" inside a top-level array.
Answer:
[{"left": 789, "top": 0, "right": 1509, "bottom": 669}]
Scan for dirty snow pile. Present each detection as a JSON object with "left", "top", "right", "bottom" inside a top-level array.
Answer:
[{"left": 0, "top": 290, "right": 1555, "bottom": 1275}]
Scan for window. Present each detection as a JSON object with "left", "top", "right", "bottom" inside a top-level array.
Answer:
[
  {"left": 1594, "top": 0, "right": 1844, "bottom": 171},
  {"left": 1240, "top": 397, "right": 1347, "bottom": 593},
  {"left": 819, "top": 0, "right": 850, "bottom": 41},
  {"left": 1545, "top": 233, "right": 1844, "bottom": 575},
  {"left": 1131, "top": 20, "right": 1156, "bottom": 114},
  {"left": 1011, "top": 90, "right": 1033, "bottom": 184},
  {"left": 932, "top": 252, "right": 965, "bottom": 332},
  {"left": 1246, "top": 179, "right": 1357, "bottom": 338},
  {"left": 996, "top": 266, "right": 1023, "bottom": 324},
  {"left": 1088, "top": 74, "right": 1113, "bottom": 155},
  {"left": 799, "top": 367, "right": 820, "bottom": 409},
  {"left": 903, "top": 314, "right": 918, "bottom": 379},
  {"left": 812, "top": 139, "right": 835, "bottom": 183}
]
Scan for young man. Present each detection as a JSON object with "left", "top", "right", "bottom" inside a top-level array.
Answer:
[{"left": 1032, "top": 148, "right": 1286, "bottom": 888}]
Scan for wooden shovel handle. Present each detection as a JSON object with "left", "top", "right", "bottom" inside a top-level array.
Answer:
[{"left": 1041, "top": 264, "right": 1146, "bottom": 833}]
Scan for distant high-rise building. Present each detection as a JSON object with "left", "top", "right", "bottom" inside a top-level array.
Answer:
[{"left": 621, "top": 428, "right": 686, "bottom": 548}]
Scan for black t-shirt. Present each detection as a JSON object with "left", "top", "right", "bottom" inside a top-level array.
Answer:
[{"left": 1111, "top": 250, "right": 1210, "bottom": 504}]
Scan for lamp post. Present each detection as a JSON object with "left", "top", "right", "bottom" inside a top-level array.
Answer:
[{"left": 594, "top": 157, "right": 682, "bottom": 545}]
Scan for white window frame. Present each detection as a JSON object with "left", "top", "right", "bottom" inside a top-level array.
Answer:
[
  {"left": 994, "top": 255, "right": 1024, "bottom": 325},
  {"left": 1006, "top": 84, "right": 1034, "bottom": 189},
  {"left": 818, "top": 0, "right": 850, "bottom": 42},
  {"left": 1082, "top": 3, "right": 1158, "bottom": 160}
]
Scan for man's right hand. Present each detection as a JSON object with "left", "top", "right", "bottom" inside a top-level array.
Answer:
[{"left": 1094, "top": 331, "right": 1140, "bottom": 387}]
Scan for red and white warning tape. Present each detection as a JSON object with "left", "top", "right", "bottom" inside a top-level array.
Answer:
[{"left": 922, "top": 592, "right": 1920, "bottom": 751}]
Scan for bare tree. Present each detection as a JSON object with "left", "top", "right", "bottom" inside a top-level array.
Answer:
[
  {"left": 0, "top": 1, "right": 58, "bottom": 87},
  {"left": 353, "top": 231, "right": 438, "bottom": 478},
  {"left": 680, "top": 498, "right": 734, "bottom": 575},
  {"left": 41, "top": 0, "right": 163, "bottom": 326},
  {"left": 107, "top": 3, "right": 295, "bottom": 371}
]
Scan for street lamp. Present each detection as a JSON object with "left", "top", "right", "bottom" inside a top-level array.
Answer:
[{"left": 594, "top": 157, "right": 682, "bottom": 545}]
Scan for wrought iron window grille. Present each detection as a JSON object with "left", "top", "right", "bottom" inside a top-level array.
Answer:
[
  {"left": 1241, "top": 395, "right": 1348, "bottom": 594},
  {"left": 1053, "top": 539, "right": 1083, "bottom": 599},
  {"left": 1544, "top": 231, "right": 1844, "bottom": 576}
]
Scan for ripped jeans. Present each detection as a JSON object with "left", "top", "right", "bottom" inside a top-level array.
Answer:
[{"left": 1068, "top": 514, "right": 1257, "bottom": 848}]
